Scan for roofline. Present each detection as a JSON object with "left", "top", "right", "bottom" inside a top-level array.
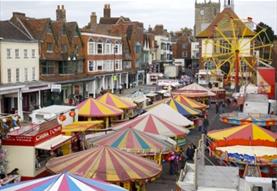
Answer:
[
  {"left": 81, "top": 32, "right": 121, "bottom": 40},
  {"left": 0, "top": 39, "right": 38, "bottom": 43}
]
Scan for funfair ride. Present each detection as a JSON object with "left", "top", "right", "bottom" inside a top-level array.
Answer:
[{"left": 198, "top": 8, "right": 273, "bottom": 91}]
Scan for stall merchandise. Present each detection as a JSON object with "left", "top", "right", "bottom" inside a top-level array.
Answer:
[
  {"left": 113, "top": 113, "right": 189, "bottom": 137},
  {"left": 174, "top": 95, "right": 208, "bottom": 110},
  {"left": 167, "top": 99, "right": 201, "bottom": 116},
  {"left": 0, "top": 172, "right": 127, "bottom": 191},
  {"left": 220, "top": 112, "right": 277, "bottom": 127},
  {"left": 46, "top": 146, "right": 162, "bottom": 190}
]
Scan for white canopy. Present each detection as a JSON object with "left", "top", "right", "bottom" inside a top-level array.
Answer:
[
  {"left": 179, "top": 83, "right": 216, "bottom": 96},
  {"left": 217, "top": 145, "right": 277, "bottom": 157},
  {"left": 145, "top": 103, "right": 193, "bottom": 127},
  {"left": 35, "top": 135, "right": 72, "bottom": 150}
]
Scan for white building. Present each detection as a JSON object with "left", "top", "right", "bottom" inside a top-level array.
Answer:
[
  {"left": 0, "top": 21, "right": 51, "bottom": 119},
  {"left": 81, "top": 32, "right": 129, "bottom": 97},
  {"left": 153, "top": 35, "right": 173, "bottom": 73}
]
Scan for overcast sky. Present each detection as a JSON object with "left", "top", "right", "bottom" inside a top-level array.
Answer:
[{"left": 1, "top": 0, "right": 276, "bottom": 33}]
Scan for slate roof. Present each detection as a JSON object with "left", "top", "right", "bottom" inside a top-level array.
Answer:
[{"left": 0, "top": 20, "right": 31, "bottom": 41}]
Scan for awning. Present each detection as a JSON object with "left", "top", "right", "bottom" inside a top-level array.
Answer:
[
  {"left": 145, "top": 92, "right": 158, "bottom": 97},
  {"left": 35, "top": 135, "right": 72, "bottom": 150}
]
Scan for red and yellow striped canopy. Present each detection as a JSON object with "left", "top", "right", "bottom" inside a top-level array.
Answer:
[
  {"left": 174, "top": 95, "right": 207, "bottom": 110},
  {"left": 208, "top": 123, "right": 277, "bottom": 144},
  {"left": 46, "top": 146, "right": 162, "bottom": 183},
  {"left": 76, "top": 98, "right": 123, "bottom": 117},
  {"left": 97, "top": 93, "right": 137, "bottom": 110},
  {"left": 89, "top": 128, "right": 174, "bottom": 154}
]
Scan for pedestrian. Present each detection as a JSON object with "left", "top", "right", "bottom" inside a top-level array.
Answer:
[
  {"left": 215, "top": 102, "right": 219, "bottom": 114},
  {"left": 169, "top": 152, "right": 175, "bottom": 175},
  {"left": 202, "top": 115, "right": 209, "bottom": 134},
  {"left": 186, "top": 144, "right": 194, "bottom": 162},
  {"left": 119, "top": 84, "right": 123, "bottom": 94}
]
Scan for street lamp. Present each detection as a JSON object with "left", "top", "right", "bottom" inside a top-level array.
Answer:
[{"left": 68, "top": 55, "right": 77, "bottom": 73}]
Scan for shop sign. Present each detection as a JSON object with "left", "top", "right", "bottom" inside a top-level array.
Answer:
[
  {"left": 51, "top": 84, "right": 62, "bottom": 93},
  {"left": 2, "top": 125, "right": 62, "bottom": 146}
]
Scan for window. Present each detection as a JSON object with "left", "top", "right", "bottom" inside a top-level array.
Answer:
[
  {"left": 15, "top": 49, "right": 19, "bottom": 58},
  {"left": 97, "top": 43, "right": 103, "bottom": 54},
  {"left": 114, "top": 44, "right": 119, "bottom": 54},
  {"left": 24, "top": 68, "right": 28, "bottom": 81},
  {"left": 24, "top": 49, "right": 28, "bottom": 58},
  {"left": 77, "top": 61, "right": 83, "bottom": 73},
  {"left": 7, "top": 69, "right": 11, "bottom": 83},
  {"left": 7, "top": 49, "right": 11, "bottom": 59},
  {"left": 219, "top": 40, "right": 231, "bottom": 54},
  {"left": 88, "top": 40, "right": 95, "bottom": 55},
  {"left": 105, "top": 43, "right": 111, "bottom": 54},
  {"left": 115, "top": 60, "right": 119, "bottom": 70},
  {"left": 47, "top": 43, "right": 53, "bottom": 52},
  {"left": 41, "top": 62, "right": 55, "bottom": 74},
  {"left": 59, "top": 61, "right": 73, "bottom": 74},
  {"left": 182, "top": 44, "right": 187, "bottom": 49},
  {"left": 16, "top": 68, "right": 20, "bottom": 82},
  {"left": 97, "top": 61, "right": 103, "bottom": 71},
  {"left": 32, "top": 67, "right": 35, "bottom": 80},
  {"left": 32, "top": 49, "right": 35, "bottom": 58},
  {"left": 88, "top": 60, "right": 95, "bottom": 72}
]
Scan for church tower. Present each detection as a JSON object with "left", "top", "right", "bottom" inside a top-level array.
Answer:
[
  {"left": 224, "top": 0, "right": 234, "bottom": 10},
  {"left": 194, "top": 0, "right": 221, "bottom": 36}
]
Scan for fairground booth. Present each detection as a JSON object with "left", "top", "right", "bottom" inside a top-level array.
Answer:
[
  {"left": 2, "top": 119, "right": 72, "bottom": 180},
  {"left": 208, "top": 123, "right": 277, "bottom": 177},
  {"left": 46, "top": 146, "right": 162, "bottom": 190}
]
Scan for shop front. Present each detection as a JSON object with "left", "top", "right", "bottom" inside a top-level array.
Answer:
[{"left": 2, "top": 119, "right": 72, "bottom": 180}]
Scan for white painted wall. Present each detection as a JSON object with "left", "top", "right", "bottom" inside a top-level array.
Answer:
[
  {"left": 0, "top": 41, "right": 39, "bottom": 84},
  {"left": 154, "top": 35, "right": 172, "bottom": 61},
  {"left": 3, "top": 145, "right": 35, "bottom": 177},
  {"left": 201, "top": 39, "right": 214, "bottom": 57}
]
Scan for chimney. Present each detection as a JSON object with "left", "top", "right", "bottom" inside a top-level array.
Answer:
[
  {"left": 103, "top": 4, "right": 111, "bottom": 18},
  {"left": 90, "top": 12, "right": 97, "bottom": 27},
  {"left": 56, "top": 5, "right": 66, "bottom": 22}
]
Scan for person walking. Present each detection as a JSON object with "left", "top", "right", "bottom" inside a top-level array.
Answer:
[
  {"left": 215, "top": 102, "right": 219, "bottom": 114},
  {"left": 203, "top": 115, "right": 209, "bottom": 134}
]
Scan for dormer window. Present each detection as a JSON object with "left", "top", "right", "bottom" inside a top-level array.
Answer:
[
  {"left": 62, "top": 25, "right": 66, "bottom": 35},
  {"left": 47, "top": 24, "right": 52, "bottom": 34}
]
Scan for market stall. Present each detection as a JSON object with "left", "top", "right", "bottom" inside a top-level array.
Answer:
[
  {"left": 145, "top": 103, "right": 194, "bottom": 128},
  {"left": 208, "top": 123, "right": 277, "bottom": 177},
  {"left": 174, "top": 95, "right": 208, "bottom": 110},
  {"left": 46, "top": 146, "right": 162, "bottom": 190},
  {"left": 167, "top": 99, "right": 201, "bottom": 117},
  {"left": 88, "top": 127, "right": 175, "bottom": 164},
  {"left": 220, "top": 112, "right": 277, "bottom": 127},
  {"left": 97, "top": 92, "right": 137, "bottom": 119},
  {"left": 61, "top": 121, "right": 103, "bottom": 154},
  {"left": 2, "top": 119, "right": 72, "bottom": 180},
  {"left": 76, "top": 98, "right": 123, "bottom": 128},
  {"left": 0, "top": 172, "right": 127, "bottom": 191}
]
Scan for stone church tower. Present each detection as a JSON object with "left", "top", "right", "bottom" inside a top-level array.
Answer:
[{"left": 194, "top": 0, "right": 220, "bottom": 36}]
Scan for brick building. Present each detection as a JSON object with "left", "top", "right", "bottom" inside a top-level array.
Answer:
[
  {"left": 81, "top": 32, "right": 128, "bottom": 97},
  {"left": 84, "top": 4, "right": 145, "bottom": 86},
  {"left": 10, "top": 6, "right": 86, "bottom": 105},
  {"left": 171, "top": 32, "right": 191, "bottom": 67}
]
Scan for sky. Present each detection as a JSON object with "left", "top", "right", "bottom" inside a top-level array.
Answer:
[{"left": 0, "top": 0, "right": 276, "bottom": 33}]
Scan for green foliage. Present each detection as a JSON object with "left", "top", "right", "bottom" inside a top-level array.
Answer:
[{"left": 255, "top": 22, "right": 276, "bottom": 43}]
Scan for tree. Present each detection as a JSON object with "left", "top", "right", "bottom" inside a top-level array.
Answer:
[
  {"left": 180, "top": 27, "right": 193, "bottom": 36},
  {"left": 255, "top": 22, "right": 276, "bottom": 43}
]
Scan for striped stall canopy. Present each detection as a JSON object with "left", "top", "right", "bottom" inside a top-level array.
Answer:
[
  {"left": 113, "top": 113, "right": 189, "bottom": 137},
  {"left": 0, "top": 172, "right": 127, "bottom": 191},
  {"left": 220, "top": 112, "right": 277, "bottom": 127},
  {"left": 46, "top": 146, "right": 162, "bottom": 183},
  {"left": 76, "top": 98, "right": 123, "bottom": 117},
  {"left": 208, "top": 123, "right": 277, "bottom": 144},
  {"left": 97, "top": 92, "right": 137, "bottom": 110},
  {"left": 174, "top": 95, "right": 208, "bottom": 110},
  {"left": 167, "top": 99, "right": 201, "bottom": 116},
  {"left": 88, "top": 128, "right": 174, "bottom": 154}
]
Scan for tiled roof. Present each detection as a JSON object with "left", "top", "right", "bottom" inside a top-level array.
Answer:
[
  {"left": 0, "top": 21, "right": 31, "bottom": 41},
  {"left": 20, "top": 18, "right": 51, "bottom": 40},
  {"left": 197, "top": 8, "right": 255, "bottom": 38},
  {"left": 99, "top": 16, "right": 130, "bottom": 25}
]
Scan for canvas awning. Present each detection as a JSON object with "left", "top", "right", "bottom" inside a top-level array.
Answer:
[{"left": 35, "top": 135, "right": 72, "bottom": 150}]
